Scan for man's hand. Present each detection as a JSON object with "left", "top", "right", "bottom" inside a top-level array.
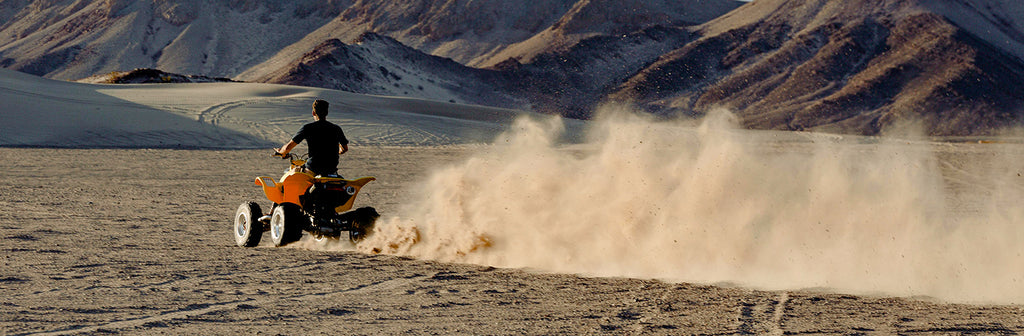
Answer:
[{"left": 277, "top": 140, "right": 299, "bottom": 158}]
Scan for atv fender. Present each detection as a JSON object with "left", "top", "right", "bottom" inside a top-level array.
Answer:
[
  {"left": 334, "top": 177, "right": 375, "bottom": 213},
  {"left": 255, "top": 171, "right": 315, "bottom": 205},
  {"left": 255, "top": 177, "right": 284, "bottom": 204}
]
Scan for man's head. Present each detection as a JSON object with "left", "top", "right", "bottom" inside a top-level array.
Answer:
[{"left": 312, "top": 99, "right": 329, "bottom": 119}]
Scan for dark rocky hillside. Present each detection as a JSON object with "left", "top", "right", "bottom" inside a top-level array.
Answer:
[
  {"left": 608, "top": 0, "right": 1024, "bottom": 135},
  {"left": 3, "top": 0, "right": 1023, "bottom": 135},
  {"left": 492, "top": 25, "right": 696, "bottom": 118},
  {"left": 257, "top": 33, "right": 523, "bottom": 108},
  {"left": 78, "top": 68, "right": 238, "bottom": 84}
]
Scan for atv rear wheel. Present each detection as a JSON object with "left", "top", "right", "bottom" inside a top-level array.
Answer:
[
  {"left": 234, "top": 202, "right": 263, "bottom": 247},
  {"left": 313, "top": 234, "right": 337, "bottom": 247},
  {"left": 348, "top": 207, "right": 379, "bottom": 243},
  {"left": 270, "top": 203, "right": 304, "bottom": 247}
]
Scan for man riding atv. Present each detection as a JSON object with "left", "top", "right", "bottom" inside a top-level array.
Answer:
[
  {"left": 276, "top": 99, "right": 348, "bottom": 176},
  {"left": 233, "top": 99, "right": 377, "bottom": 247}
]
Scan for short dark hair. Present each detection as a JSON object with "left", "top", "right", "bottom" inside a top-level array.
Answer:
[{"left": 313, "top": 99, "right": 329, "bottom": 118}]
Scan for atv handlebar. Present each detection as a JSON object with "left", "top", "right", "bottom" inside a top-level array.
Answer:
[{"left": 273, "top": 151, "right": 307, "bottom": 167}]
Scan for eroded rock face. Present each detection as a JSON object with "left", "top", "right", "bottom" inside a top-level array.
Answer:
[
  {"left": 3, "top": 0, "right": 1023, "bottom": 135},
  {"left": 257, "top": 33, "right": 523, "bottom": 109},
  {"left": 339, "top": 0, "right": 577, "bottom": 43},
  {"left": 104, "top": 0, "right": 131, "bottom": 16},
  {"left": 0, "top": 0, "right": 344, "bottom": 79},
  {"left": 153, "top": 0, "right": 198, "bottom": 26},
  {"left": 608, "top": 0, "right": 1024, "bottom": 135},
  {"left": 553, "top": 0, "right": 737, "bottom": 35}
]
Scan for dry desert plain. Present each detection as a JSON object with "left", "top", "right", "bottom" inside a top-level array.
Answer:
[
  {"left": 2, "top": 145, "right": 1024, "bottom": 335},
  {"left": 1, "top": 68, "right": 1023, "bottom": 334}
]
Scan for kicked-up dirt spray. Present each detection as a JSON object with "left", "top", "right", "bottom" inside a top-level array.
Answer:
[{"left": 359, "top": 105, "right": 1024, "bottom": 304}]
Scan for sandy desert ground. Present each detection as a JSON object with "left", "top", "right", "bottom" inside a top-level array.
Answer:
[
  {"left": 2, "top": 68, "right": 1024, "bottom": 334},
  {"left": 1, "top": 146, "right": 1023, "bottom": 335}
]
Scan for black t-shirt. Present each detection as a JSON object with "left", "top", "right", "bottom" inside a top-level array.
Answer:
[{"left": 292, "top": 120, "right": 348, "bottom": 175}]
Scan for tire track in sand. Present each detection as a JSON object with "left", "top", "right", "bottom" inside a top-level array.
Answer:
[
  {"left": 19, "top": 272, "right": 436, "bottom": 336},
  {"left": 5, "top": 258, "right": 325, "bottom": 301},
  {"left": 197, "top": 97, "right": 309, "bottom": 143},
  {"left": 737, "top": 292, "right": 789, "bottom": 335}
]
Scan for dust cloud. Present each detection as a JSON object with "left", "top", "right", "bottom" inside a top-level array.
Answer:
[{"left": 357, "top": 105, "right": 1024, "bottom": 304}]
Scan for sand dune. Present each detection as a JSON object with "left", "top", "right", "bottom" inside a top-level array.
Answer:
[{"left": 0, "top": 68, "right": 534, "bottom": 148}]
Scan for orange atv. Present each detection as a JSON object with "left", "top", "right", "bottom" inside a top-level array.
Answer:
[{"left": 233, "top": 153, "right": 379, "bottom": 247}]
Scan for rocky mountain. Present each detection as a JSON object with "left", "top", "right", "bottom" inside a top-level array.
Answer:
[
  {"left": 0, "top": 0, "right": 738, "bottom": 80},
  {"left": 256, "top": 32, "right": 523, "bottom": 109},
  {"left": 609, "top": 0, "right": 1024, "bottom": 135},
  {"left": 0, "top": 0, "right": 348, "bottom": 80},
  {"left": 237, "top": 0, "right": 742, "bottom": 77},
  {"left": 327, "top": 0, "right": 577, "bottom": 67},
  {"left": 3, "top": 0, "right": 1024, "bottom": 135},
  {"left": 474, "top": 0, "right": 745, "bottom": 68},
  {"left": 0, "top": 0, "right": 740, "bottom": 115},
  {"left": 491, "top": 25, "right": 697, "bottom": 117},
  {"left": 258, "top": 24, "right": 700, "bottom": 117}
]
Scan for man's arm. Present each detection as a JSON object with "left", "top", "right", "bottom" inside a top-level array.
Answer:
[
  {"left": 277, "top": 140, "right": 298, "bottom": 155},
  {"left": 339, "top": 143, "right": 349, "bottom": 155}
]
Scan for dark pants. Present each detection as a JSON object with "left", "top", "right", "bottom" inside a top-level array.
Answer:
[{"left": 305, "top": 163, "right": 338, "bottom": 177}]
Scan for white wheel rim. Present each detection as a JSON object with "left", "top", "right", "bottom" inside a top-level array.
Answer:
[
  {"left": 235, "top": 212, "right": 248, "bottom": 238},
  {"left": 271, "top": 210, "right": 284, "bottom": 241}
]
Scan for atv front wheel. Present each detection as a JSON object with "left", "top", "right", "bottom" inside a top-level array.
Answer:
[
  {"left": 234, "top": 202, "right": 263, "bottom": 247},
  {"left": 270, "top": 203, "right": 304, "bottom": 247}
]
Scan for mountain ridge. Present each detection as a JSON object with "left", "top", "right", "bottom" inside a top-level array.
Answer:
[
  {"left": 2, "top": 0, "right": 1023, "bottom": 135},
  {"left": 255, "top": 32, "right": 524, "bottom": 109},
  {"left": 609, "top": 0, "right": 1024, "bottom": 135}
]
